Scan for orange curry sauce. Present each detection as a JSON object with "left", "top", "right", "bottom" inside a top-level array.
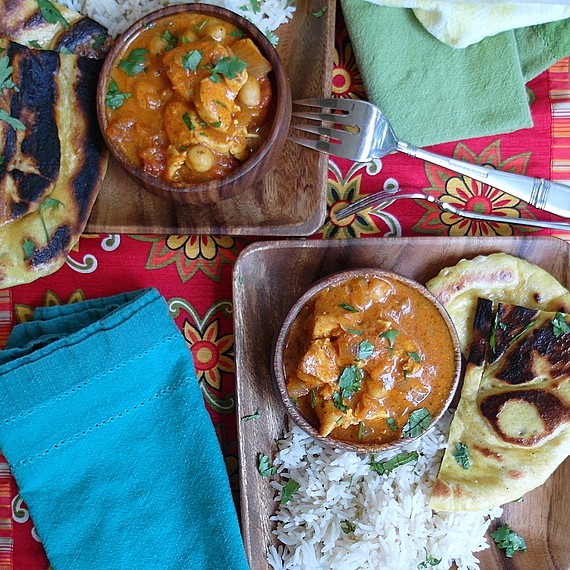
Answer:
[
  {"left": 284, "top": 275, "right": 457, "bottom": 445},
  {"left": 105, "top": 13, "right": 273, "bottom": 184}
]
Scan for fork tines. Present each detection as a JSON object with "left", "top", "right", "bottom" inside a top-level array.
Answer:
[
  {"left": 292, "top": 98, "right": 355, "bottom": 127},
  {"left": 289, "top": 98, "right": 361, "bottom": 158},
  {"left": 294, "top": 98, "right": 356, "bottom": 111}
]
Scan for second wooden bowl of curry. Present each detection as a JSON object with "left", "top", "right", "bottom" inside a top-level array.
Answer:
[
  {"left": 97, "top": 4, "right": 291, "bottom": 205},
  {"left": 273, "top": 268, "right": 462, "bottom": 453}
]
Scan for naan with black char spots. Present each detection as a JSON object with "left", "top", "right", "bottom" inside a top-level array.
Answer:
[
  {"left": 426, "top": 253, "right": 570, "bottom": 356},
  {"left": 429, "top": 298, "right": 570, "bottom": 511},
  {"left": 0, "top": 37, "right": 108, "bottom": 288},
  {"left": 0, "top": 0, "right": 112, "bottom": 58}
]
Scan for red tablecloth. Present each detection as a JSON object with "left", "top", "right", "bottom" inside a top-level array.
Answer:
[{"left": 0, "top": 20, "right": 569, "bottom": 570}]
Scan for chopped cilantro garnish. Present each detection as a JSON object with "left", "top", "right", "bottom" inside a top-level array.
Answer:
[
  {"left": 339, "top": 303, "right": 358, "bottom": 313},
  {"left": 0, "top": 109, "right": 25, "bottom": 131},
  {"left": 208, "top": 56, "right": 247, "bottom": 83},
  {"left": 332, "top": 390, "right": 348, "bottom": 413},
  {"left": 194, "top": 19, "right": 209, "bottom": 32},
  {"left": 340, "top": 519, "right": 356, "bottom": 534},
  {"left": 39, "top": 197, "right": 63, "bottom": 242},
  {"left": 257, "top": 454, "right": 277, "bottom": 477},
  {"left": 552, "top": 312, "right": 570, "bottom": 337},
  {"left": 452, "top": 442, "right": 470, "bottom": 470},
  {"left": 28, "top": 40, "right": 43, "bottom": 49},
  {"left": 36, "top": 0, "right": 70, "bottom": 29},
  {"left": 280, "top": 478, "right": 299, "bottom": 504},
  {"left": 230, "top": 28, "right": 247, "bottom": 38},
  {"left": 22, "top": 238, "right": 35, "bottom": 261},
  {"left": 182, "top": 49, "right": 203, "bottom": 71},
  {"left": 338, "top": 365, "right": 362, "bottom": 399},
  {"left": 209, "top": 121, "right": 222, "bottom": 128},
  {"left": 402, "top": 407, "right": 432, "bottom": 438},
  {"left": 491, "top": 524, "right": 527, "bottom": 558},
  {"left": 386, "top": 417, "right": 398, "bottom": 432},
  {"left": 357, "top": 339, "right": 374, "bottom": 360},
  {"left": 312, "top": 6, "right": 327, "bottom": 17},
  {"left": 160, "top": 29, "right": 177, "bottom": 51},
  {"left": 417, "top": 550, "right": 442, "bottom": 569},
  {"left": 369, "top": 451, "right": 418, "bottom": 476},
  {"left": 241, "top": 410, "right": 261, "bottom": 421},
  {"left": 408, "top": 351, "right": 420, "bottom": 362},
  {"left": 310, "top": 389, "right": 318, "bottom": 408},
  {"left": 92, "top": 34, "right": 107, "bottom": 50},
  {"left": 182, "top": 112, "right": 195, "bottom": 131},
  {"left": 0, "top": 55, "right": 19, "bottom": 92},
  {"left": 105, "top": 78, "right": 131, "bottom": 109},
  {"left": 380, "top": 329, "right": 398, "bottom": 347},
  {"left": 118, "top": 48, "right": 148, "bottom": 76}
]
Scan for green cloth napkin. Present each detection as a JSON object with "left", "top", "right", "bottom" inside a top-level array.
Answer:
[
  {"left": 0, "top": 288, "right": 249, "bottom": 570},
  {"left": 340, "top": 0, "right": 570, "bottom": 147}
]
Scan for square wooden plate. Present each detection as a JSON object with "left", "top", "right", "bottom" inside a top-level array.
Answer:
[
  {"left": 84, "top": 0, "right": 334, "bottom": 236},
  {"left": 233, "top": 236, "right": 569, "bottom": 570}
]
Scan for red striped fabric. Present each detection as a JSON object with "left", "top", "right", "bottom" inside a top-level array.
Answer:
[
  {"left": 548, "top": 57, "right": 570, "bottom": 241},
  {"left": 0, "top": 290, "right": 12, "bottom": 570}
]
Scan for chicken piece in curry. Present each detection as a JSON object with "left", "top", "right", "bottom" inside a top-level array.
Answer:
[
  {"left": 283, "top": 275, "right": 457, "bottom": 445},
  {"left": 104, "top": 13, "right": 273, "bottom": 184}
]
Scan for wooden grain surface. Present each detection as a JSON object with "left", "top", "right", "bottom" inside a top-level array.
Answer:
[
  {"left": 233, "top": 236, "right": 570, "bottom": 570},
  {"left": 85, "top": 0, "right": 334, "bottom": 235}
]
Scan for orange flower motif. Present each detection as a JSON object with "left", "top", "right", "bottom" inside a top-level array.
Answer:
[
  {"left": 415, "top": 141, "right": 540, "bottom": 237},
  {"left": 183, "top": 319, "right": 234, "bottom": 390},
  {"left": 134, "top": 234, "right": 239, "bottom": 282},
  {"left": 166, "top": 235, "right": 234, "bottom": 261},
  {"left": 439, "top": 176, "right": 522, "bottom": 237}
]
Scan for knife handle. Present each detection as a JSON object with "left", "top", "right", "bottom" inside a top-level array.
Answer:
[{"left": 397, "top": 142, "right": 570, "bottom": 219}]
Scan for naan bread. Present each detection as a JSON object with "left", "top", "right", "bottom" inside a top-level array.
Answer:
[
  {"left": 429, "top": 298, "right": 570, "bottom": 512},
  {"left": 426, "top": 253, "right": 570, "bottom": 356},
  {"left": 0, "top": 39, "right": 108, "bottom": 288},
  {"left": 0, "top": 0, "right": 111, "bottom": 58}
]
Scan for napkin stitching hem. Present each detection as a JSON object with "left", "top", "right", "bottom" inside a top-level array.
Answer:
[
  {"left": 1, "top": 333, "right": 179, "bottom": 427},
  {"left": 12, "top": 375, "right": 192, "bottom": 469}
]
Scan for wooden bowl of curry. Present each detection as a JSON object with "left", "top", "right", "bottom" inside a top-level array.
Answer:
[
  {"left": 273, "top": 269, "right": 462, "bottom": 453},
  {"left": 96, "top": 4, "right": 291, "bottom": 205}
]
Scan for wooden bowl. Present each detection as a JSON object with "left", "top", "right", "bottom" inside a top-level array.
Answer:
[
  {"left": 272, "top": 268, "right": 463, "bottom": 454},
  {"left": 96, "top": 4, "right": 291, "bottom": 205}
]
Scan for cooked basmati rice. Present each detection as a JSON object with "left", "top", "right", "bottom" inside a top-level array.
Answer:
[
  {"left": 59, "top": 0, "right": 296, "bottom": 42},
  {"left": 268, "top": 412, "right": 502, "bottom": 570}
]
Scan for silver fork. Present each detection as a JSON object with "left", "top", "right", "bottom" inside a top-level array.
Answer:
[
  {"left": 291, "top": 98, "right": 570, "bottom": 218},
  {"left": 334, "top": 189, "right": 570, "bottom": 232}
]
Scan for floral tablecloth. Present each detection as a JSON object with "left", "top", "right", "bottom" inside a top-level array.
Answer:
[{"left": 0, "top": 17, "right": 569, "bottom": 570}]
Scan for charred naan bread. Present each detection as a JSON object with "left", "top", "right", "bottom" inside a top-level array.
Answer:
[
  {"left": 0, "top": 0, "right": 111, "bottom": 58},
  {"left": 0, "top": 39, "right": 108, "bottom": 288},
  {"left": 426, "top": 253, "right": 570, "bottom": 356},
  {"left": 429, "top": 298, "right": 570, "bottom": 512}
]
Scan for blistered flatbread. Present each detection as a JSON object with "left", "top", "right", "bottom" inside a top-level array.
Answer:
[
  {"left": 0, "top": 39, "right": 108, "bottom": 288},
  {"left": 0, "top": 0, "right": 111, "bottom": 58},
  {"left": 429, "top": 298, "right": 570, "bottom": 512},
  {"left": 426, "top": 253, "right": 570, "bottom": 356}
]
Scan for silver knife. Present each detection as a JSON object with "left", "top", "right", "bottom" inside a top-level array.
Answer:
[{"left": 398, "top": 142, "right": 570, "bottom": 218}]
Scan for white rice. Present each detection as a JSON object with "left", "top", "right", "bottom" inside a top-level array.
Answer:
[
  {"left": 268, "top": 413, "right": 502, "bottom": 570},
  {"left": 59, "top": 0, "right": 296, "bottom": 42}
]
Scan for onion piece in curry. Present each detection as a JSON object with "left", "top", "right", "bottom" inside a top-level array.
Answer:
[
  {"left": 104, "top": 12, "right": 273, "bottom": 184},
  {"left": 283, "top": 274, "right": 459, "bottom": 445}
]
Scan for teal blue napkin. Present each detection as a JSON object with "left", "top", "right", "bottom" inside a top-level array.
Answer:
[
  {"left": 340, "top": 0, "right": 570, "bottom": 147},
  {"left": 0, "top": 288, "right": 249, "bottom": 570}
]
